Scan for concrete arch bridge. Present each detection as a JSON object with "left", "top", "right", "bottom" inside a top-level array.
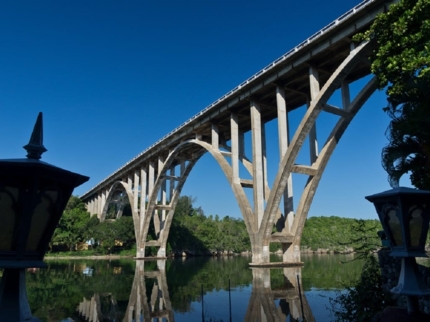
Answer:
[{"left": 81, "top": 0, "right": 396, "bottom": 266}]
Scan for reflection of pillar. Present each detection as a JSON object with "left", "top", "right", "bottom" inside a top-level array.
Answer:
[
  {"left": 245, "top": 267, "right": 315, "bottom": 322},
  {"left": 123, "top": 261, "right": 150, "bottom": 322},
  {"left": 77, "top": 294, "right": 102, "bottom": 322},
  {"left": 123, "top": 260, "right": 174, "bottom": 322}
]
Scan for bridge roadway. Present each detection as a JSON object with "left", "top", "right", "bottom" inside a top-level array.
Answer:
[{"left": 81, "top": 0, "right": 396, "bottom": 266}]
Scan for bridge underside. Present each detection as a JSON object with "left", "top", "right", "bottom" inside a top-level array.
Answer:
[{"left": 82, "top": 0, "right": 394, "bottom": 265}]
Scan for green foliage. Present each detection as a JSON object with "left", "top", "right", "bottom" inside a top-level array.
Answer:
[
  {"left": 166, "top": 196, "right": 251, "bottom": 254},
  {"left": 354, "top": 0, "right": 430, "bottom": 101},
  {"left": 93, "top": 216, "right": 135, "bottom": 254},
  {"left": 330, "top": 256, "right": 394, "bottom": 322},
  {"left": 51, "top": 196, "right": 98, "bottom": 251},
  {"left": 301, "top": 217, "right": 381, "bottom": 252},
  {"left": 354, "top": 0, "right": 430, "bottom": 188},
  {"left": 381, "top": 78, "right": 430, "bottom": 189}
]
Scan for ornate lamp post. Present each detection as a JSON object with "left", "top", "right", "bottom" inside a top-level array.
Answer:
[
  {"left": 0, "top": 113, "right": 89, "bottom": 322},
  {"left": 366, "top": 187, "right": 430, "bottom": 319}
]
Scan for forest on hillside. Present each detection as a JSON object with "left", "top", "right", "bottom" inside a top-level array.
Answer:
[{"left": 49, "top": 195, "right": 394, "bottom": 256}]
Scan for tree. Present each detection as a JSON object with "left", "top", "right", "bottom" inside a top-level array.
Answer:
[
  {"left": 93, "top": 216, "right": 135, "bottom": 253},
  {"left": 354, "top": 0, "right": 430, "bottom": 188},
  {"left": 50, "top": 196, "right": 99, "bottom": 251}
]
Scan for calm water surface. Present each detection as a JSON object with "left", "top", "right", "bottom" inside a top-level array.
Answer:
[{"left": 26, "top": 254, "right": 366, "bottom": 322}]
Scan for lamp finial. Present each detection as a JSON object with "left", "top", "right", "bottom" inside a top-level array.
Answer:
[{"left": 23, "top": 112, "right": 47, "bottom": 160}]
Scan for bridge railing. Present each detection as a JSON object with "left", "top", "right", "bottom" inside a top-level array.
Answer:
[{"left": 81, "top": 0, "right": 378, "bottom": 198}]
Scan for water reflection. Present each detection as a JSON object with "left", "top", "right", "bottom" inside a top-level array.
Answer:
[
  {"left": 75, "top": 260, "right": 316, "bottom": 322},
  {"left": 246, "top": 267, "right": 315, "bottom": 322},
  {"left": 124, "top": 260, "right": 174, "bottom": 322},
  {"left": 25, "top": 255, "right": 367, "bottom": 321}
]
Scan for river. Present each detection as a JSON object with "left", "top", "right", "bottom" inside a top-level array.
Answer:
[{"left": 26, "top": 254, "right": 366, "bottom": 321}]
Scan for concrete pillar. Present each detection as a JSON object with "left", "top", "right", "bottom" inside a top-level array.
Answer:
[
  {"left": 148, "top": 162, "right": 155, "bottom": 199},
  {"left": 101, "top": 190, "right": 107, "bottom": 217},
  {"left": 158, "top": 157, "right": 166, "bottom": 225},
  {"left": 137, "top": 166, "right": 147, "bottom": 258},
  {"left": 127, "top": 173, "right": 133, "bottom": 191},
  {"left": 308, "top": 66, "right": 319, "bottom": 164},
  {"left": 91, "top": 197, "right": 96, "bottom": 215},
  {"left": 140, "top": 166, "right": 147, "bottom": 219},
  {"left": 93, "top": 196, "right": 98, "bottom": 218},
  {"left": 88, "top": 198, "right": 93, "bottom": 215},
  {"left": 276, "top": 86, "right": 294, "bottom": 232},
  {"left": 169, "top": 165, "right": 175, "bottom": 202},
  {"left": 97, "top": 193, "right": 102, "bottom": 218},
  {"left": 230, "top": 113, "right": 239, "bottom": 184},
  {"left": 261, "top": 121, "right": 268, "bottom": 196},
  {"left": 133, "top": 170, "right": 139, "bottom": 213},
  {"left": 211, "top": 124, "right": 219, "bottom": 150},
  {"left": 250, "top": 101, "right": 265, "bottom": 229},
  {"left": 342, "top": 80, "right": 350, "bottom": 110}
]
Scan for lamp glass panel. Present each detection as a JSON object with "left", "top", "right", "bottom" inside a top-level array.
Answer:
[
  {"left": 385, "top": 206, "right": 403, "bottom": 246},
  {"left": 0, "top": 187, "right": 19, "bottom": 251},
  {"left": 26, "top": 191, "right": 58, "bottom": 252},
  {"left": 409, "top": 206, "right": 423, "bottom": 247}
]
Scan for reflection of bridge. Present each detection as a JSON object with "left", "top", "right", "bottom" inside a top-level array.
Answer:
[
  {"left": 124, "top": 260, "right": 174, "bottom": 322},
  {"left": 76, "top": 260, "right": 315, "bottom": 321},
  {"left": 77, "top": 293, "right": 121, "bottom": 322},
  {"left": 246, "top": 267, "right": 315, "bottom": 322},
  {"left": 81, "top": 0, "right": 396, "bottom": 265}
]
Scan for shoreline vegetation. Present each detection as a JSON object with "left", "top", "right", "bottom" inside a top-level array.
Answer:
[
  {"left": 46, "top": 195, "right": 429, "bottom": 260},
  {"left": 46, "top": 195, "right": 397, "bottom": 260}
]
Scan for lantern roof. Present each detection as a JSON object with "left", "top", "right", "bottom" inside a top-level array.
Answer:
[{"left": 365, "top": 187, "right": 430, "bottom": 202}]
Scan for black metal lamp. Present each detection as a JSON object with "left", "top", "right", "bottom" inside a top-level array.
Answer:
[
  {"left": 366, "top": 187, "right": 430, "bottom": 316},
  {"left": 365, "top": 187, "right": 430, "bottom": 258},
  {"left": 0, "top": 113, "right": 89, "bottom": 322}
]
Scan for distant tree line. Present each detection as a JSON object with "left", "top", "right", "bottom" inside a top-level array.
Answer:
[{"left": 49, "top": 195, "right": 406, "bottom": 256}]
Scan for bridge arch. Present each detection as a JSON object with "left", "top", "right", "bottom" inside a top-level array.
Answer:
[
  {"left": 100, "top": 181, "right": 140, "bottom": 244},
  {"left": 140, "top": 138, "right": 257, "bottom": 257}
]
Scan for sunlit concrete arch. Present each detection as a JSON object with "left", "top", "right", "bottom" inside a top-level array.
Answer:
[
  {"left": 101, "top": 181, "right": 140, "bottom": 243},
  {"left": 140, "top": 138, "right": 257, "bottom": 258},
  {"left": 256, "top": 40, "right": 378, "bottom": 264}
]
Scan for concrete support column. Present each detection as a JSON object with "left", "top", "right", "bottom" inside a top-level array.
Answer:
[
  {"left": 93, "top": 196, "right": 98, "bottom": 218},
  {"left": 133, "top": 170, "right": 139, "bottom": 213},
  {"left": 341, "top": 80, "right": 350, "bottom": 110},
  {"left": 148, "top": 162, "right": 155, "bottom": 199},
  {"left": 230, "top": 113, "right": 239, "bottom": 184},
  {"left": 140, "top": 166, "right": 147, "bottom": 221},
  {"left": 211, "top": 124, "right": 219, "bottom": 150},
  {"left": 308, "top": 66, "right": 319, "bottom": 164},
  {"left": 137, "top": 166, "right": 147, "bottom": 258},
  {"left": 87, "top": 199, "right": 93, "bottom": 215},
  {"left": 157, "top": 157, "right": 167, "bottom": 256},
  {"left": 158, "top": 157, "right": 166, "bottom": 225},
  {"left": 261, "top": 121, "right": 268, "bottom": 194},
  {"left": 97, "top": 193, "right": 102, "bottom": 218},
  {"left": 250, "top": 101, "right": 265, "bottom": 229},
  {"left": 127, "top": 173, "right": 133, "bottom": 191},
  {"left": 169, "top": 165, "right": 175, "bottom": 202},
  {"left": 91, "top": 198, "right": 96, "bottom": 215},
  {"left": 276, "top": 86, "right": 294, "bottom": 232},
  {"left": 101, "top": 190, "right": 107, "bottom": 217}
]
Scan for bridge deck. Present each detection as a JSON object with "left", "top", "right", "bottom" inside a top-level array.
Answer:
[{"left": 81, "top": 0, "right": 392, "bottom": 200}]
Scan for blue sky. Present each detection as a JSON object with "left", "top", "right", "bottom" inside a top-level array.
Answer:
[{"left": 0, "top": 0, "right": 408, "bottom": 220}]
